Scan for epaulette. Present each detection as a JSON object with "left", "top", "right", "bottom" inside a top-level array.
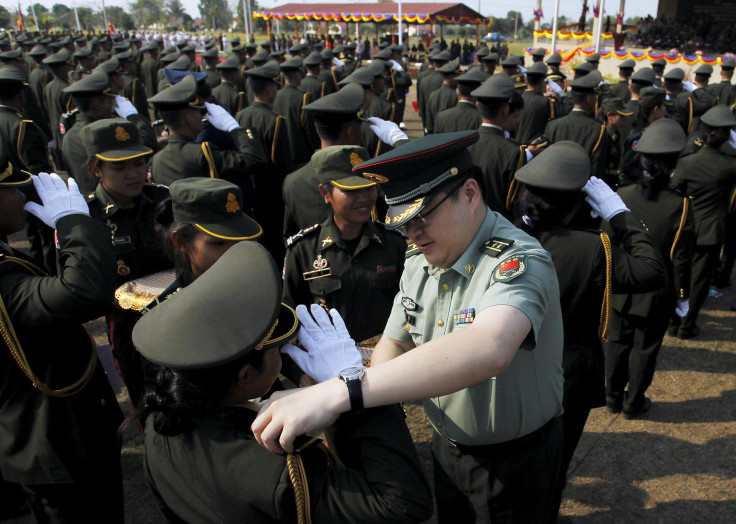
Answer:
[
  {"left": 405, "top": 242, "right": 421, "bottom": 258},
  {"left": 481, "top": 237, "right": 515, "bottom": 258},
  {"left": 286, "top": 224, "right": 319, "bottom": 247}
]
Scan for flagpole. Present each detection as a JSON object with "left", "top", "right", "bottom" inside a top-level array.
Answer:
[
  {"left": 398, "top": 0, "right": 403, "bottom": 46},
  {"left": 101, "top": 0, "right": 109, "bottom": 36},
  {"left": 551, "top": 0, "right": 561, "bottom": 53},
  {"left": 73, "top": 1, "right": 81, "bottom": 32},
  {"left": 31, "top": 3, "right": 40, "bottom": 31}
]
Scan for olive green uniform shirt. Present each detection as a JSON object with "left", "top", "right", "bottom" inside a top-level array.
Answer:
[
  {"left": 273, "top": 83, "right": 317, "bottom": 168},
  {"left": 203, "top": 66, "right": 221, "bottom": 90},
  {"left": 282, "top": 160, "right": 330, "bottom": 241},
  {"left": 44, "top": 75, "right": 71, "bottom": 150},
  {"left": 544, "top": 109, "right": 610, "bottom": 179},
  {"left": 707, "top": 80, "right": 735, "bottom": 106},
  {"left": 515, "top": 90, "right": 554, "bottom": 145},
  {"left": 283, "top": 218, "right": 406, "bottom": 342},
  {"left": 433, "top": 100, "right": 481, "bottom": 134},
  {"left": 425, "top": 83, "right": 458, "bottom": 134},
  {"left": 0, "top": 104, "right": 51, "bottom": 175},
  {"left": 418, "top": 70, "right": 442, "bottom": 130},
  {"left": 300, "top": 74, "right": 323, "bottom": 102},
  {"left": 140, "top": 55, "right": 160, "bottom": 96},
  {"left": 212, "top": 81, "right": 245, "bottom": 116},
  {"left": 609, "top": 79, "right": 631, "bottom": 103},
  {"left": 384, "top": 210, "right": 564, "bottom": 445}
]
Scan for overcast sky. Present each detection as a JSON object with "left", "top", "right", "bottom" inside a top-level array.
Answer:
[{"left": 27, "top": 1, "right": 661, "bottom": 24}]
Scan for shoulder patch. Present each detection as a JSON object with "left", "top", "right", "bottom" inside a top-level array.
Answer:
[
  {"left": 481, "top": 237, "right": 515, "bottom": 258},
  {"left": 405, "top": 242, "right": 421, "bottom": 258},
  {"left": 492, "top": 254, "right": 528, "bottom": 283},
  {"left": 286, "top": 224, "right": 319, "bottom": 247}
]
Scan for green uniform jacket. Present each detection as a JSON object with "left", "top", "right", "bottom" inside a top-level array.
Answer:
[
  {"left": 365, "top": 88, "right": 396, "bottom": 122},
  {"left": 0, "top": 215, "right": 123, "bottom": 484},
  {"left": 317, "top": 68, "right": 338, "bottom": 97},
  {"left": 23, "top": 83, "right": 52, "bottom": 140},
  {"left": 143, "top": 405, "right": 432, "bottom": 523},
  {"left": 418, "top": 70, "right": 443, "bottom": 130},
  {"left": 300, "top": 74, "right": 323, "bottom": 102},
  {"left": 141, "top": 55, "right": 160, "bottom": 96},
  {"left": 212, "top": 81, "right": 245, "bottom": 116},
  {"left": 544, "top": 109, "right": 610, "bottom": 179},
  {"left": 707, "top": 80, "right": 735, "bottom": 106},
  {"left": 0, "top": 104, "right": 51, "bottom": 174},
  {"left": 425, "top": 83, "right": 457, "bottom": 134},
  {"left": 468, "top": 125, "right": 526, "bottom": 217},
  {"left": 539, "top": 212, "right": 667, "bottom": 412},
  {"left": 151, "top": 127, "right": 267, "bottom": 187},
  {"left": 273, "top": 83, "right": 316, "bottom": 167},
  {"left": 614, "top": 184, "right": 694, "bottom": 314},
  {"left": 203, "top": 66, "right": 221, "bottom": 90},
  {"left": 122, "top": 73, "right": 150, "bottom": 120},
  {"left": 44, "top": 75, "right": 71, "bottom": 149},
  {"left": 283, "top": 218, "right": 406, "bottom": 342},
  {"left": 63, "top": 113, "right": 158, "bottom": 196},
  {"left": 434, "top": 100, "right": 481, "bottom": 134},
  {"left": 282, "top": 160, "right": 331, "bottom": 241},
  {"left": 609, "top": 80, "right": 631, "bottom": 103},
  {"left": 515, "top": 90, "right": 554, "bottom": 145},
  {"left": 689, "top": 87, "right": 717, "bottom": 131},
  {"left": 672, "top": 144, "right": 736, "bottom": 245},
  {"left": 29, "top": 65, "right": 51, "bottom": 111}
]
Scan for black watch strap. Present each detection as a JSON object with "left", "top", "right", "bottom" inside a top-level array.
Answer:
[{"left": 344, "top": 376, "right": 364, "bottom": 413}]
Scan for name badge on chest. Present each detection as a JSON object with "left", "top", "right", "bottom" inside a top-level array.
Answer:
[
  {"left": 303, "top": 255, "right": 332, "bottom": 280},
  {"left": 113, "top": 236, "right": 132, "bottom": 246}
]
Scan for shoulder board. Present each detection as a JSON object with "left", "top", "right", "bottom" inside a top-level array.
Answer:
[
  {"left": 286, "top": 224, "right": 319, "bottom": 247},
  {"left": 481, "top": 237, "right": 515, "bottom": 258},
  {"left": 405, "top": 242, "right": 421, "bottom": 258}
]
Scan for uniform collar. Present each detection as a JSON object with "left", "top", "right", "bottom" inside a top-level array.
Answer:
[
  {"left": 0, "top": 104, "right": 22, "bottom": 117},
  {"left": 94, "top": 183, "right": 150, "bottom": 217},
  {"left": 317, "top": 217, "right": 384, "bottom": 254}
]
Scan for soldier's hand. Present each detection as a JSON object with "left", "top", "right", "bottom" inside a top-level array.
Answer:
[
  {"left": 367, "top": 116, "right": 408, "bottom": 146},
  {"left": 24, "top": 173, "right": 89, "bottom": 229},
  {"left": 204, "top": 102, "right": 240, "bottom": 132},
  {"left": 281, "top": 304, "right": 363, "bottom": 383},
  {"left": 114, "top": 95, "right": 138, "bottom": 119},
  {"left": 583, "top": 176, "right": 630, "bottom": 221},
  {"left": 675, "top": 299, "right": 690, "bottom": 318}
]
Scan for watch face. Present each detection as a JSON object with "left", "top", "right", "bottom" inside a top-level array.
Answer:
[{"left": 340, "top": 366, "right": 364, "bottom": 381}]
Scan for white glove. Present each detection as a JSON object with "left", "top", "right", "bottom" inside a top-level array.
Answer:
[
  {"left": 205, "top": 102, "right": 240, "bottom": 132},
  {"left": 583, "top": 176, "right": 630, "bottom": 221},
  {"left": 333, "top": 57, "right": 345, "bottom": 67},
  {"left": 675, "top": 299, "right": 690, "bottom": 318},
  {"left": 281, "top": 304, "right": 363, "bottom": 383},
  {"left": 682, "top": 80, "right": 696, "bottom": 93},
  {"left": 389, "top": 59, "right": 403, "bottom": 72},
  {"left": 547, "top": 77, "right": 564, "bottom": 96},
  {"left": 114, "top": 95, "right": 138, "bottom": 118},
  {"left": 518, "top": 65, "right": 527, "bottom": 74},
  {"left": 367, "top": 116, "right": 408, "bottom": 146},
  {"left": 24, "top": 173, "right": 89, "bottom": 229},
  {"left": 728, "top": 129, "right": 736, "bottom": 150}
]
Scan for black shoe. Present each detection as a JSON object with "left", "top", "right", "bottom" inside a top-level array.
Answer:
[
  {"left": 623, "top": 397, "right": 651, "bottom": 420},
  {"left": 667, "top": 324, "right": 678, "bottom": 337},
  {"left": 677, "top": 325, "right": 700, "bottom": 339},
  {"left": 606, "top": 400, "right": 622, "bottom": 414}
]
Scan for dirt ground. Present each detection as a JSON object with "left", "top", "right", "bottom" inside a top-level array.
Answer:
[{"left": 4, "top": 65, "right": 736, "bottom": 523}]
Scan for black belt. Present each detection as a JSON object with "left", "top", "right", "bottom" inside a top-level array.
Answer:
[{"left": 445, "top": 415, "right": 560, "bottom": 456}]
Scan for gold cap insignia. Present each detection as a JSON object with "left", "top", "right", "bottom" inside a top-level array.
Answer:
[
  {"left": 225, "top": 192, "right": 240, "bottom": 213},
  {"left": 363, "top": 172, "right": 389, "bottom": 183},
  {"left": 465, "top": 264, "right": 475, "bottom": 274},
  {"left": 115, "top": 126, "right": 131, "bottom": 142},
  {"left": 349, "top": 151, "right": 364, "bottom": 166},
  {"left": 450, "top": 167, "right": 458, "bottom": 175}
]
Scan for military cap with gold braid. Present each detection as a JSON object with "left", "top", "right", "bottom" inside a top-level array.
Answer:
[
  {"left": 132, "top": 241, "right": 298, "bottom": 369},
  {"left": 81, "top": 118, "right": 153, "bottom": 161},
  {"left": 353, "top": 130, "right": 480, "bottom": 229},
  {"left": 0, "top": 145, "right": 32, "bottom": 187},
  {"left": 170, "top": 178, "right": 263, "bottom": 241},
  {"left": 313, "top": 146, "right": 375, "bottom": 190},
  {"left": 148, "top": 75, "right": 205, "bottom": 111},
  {"left": 600, "top": 97, "right": 633, "bottom": 116}
]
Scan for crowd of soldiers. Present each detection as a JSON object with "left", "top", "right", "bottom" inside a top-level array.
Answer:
[
  {"left": 635, "top": 15, "right": 736, "bottom": 55},
  {"left": 1, "top": 25, "right": 736, "bottom": 523}
]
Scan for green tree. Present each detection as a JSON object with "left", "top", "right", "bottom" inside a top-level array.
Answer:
[
  {"left": 131, "top": 0, "right": 165, "bottom": 28},
  {"left": 199, "top": 0, "right": 232, "bottom": 31},
  {"left": 108, "top": 7, "right": 135, "bottom": 30},
  {"left": 0, "top": 6, "right": 12, "bottom": 28}
]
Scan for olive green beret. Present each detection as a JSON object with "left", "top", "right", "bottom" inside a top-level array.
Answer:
[
  {"left": 471, "top": 73, "right": 515, "bottom": 100},
  {"left": 481, "top": 52, "right": 499, "bottom": 63},
  {"left": 313, "top": 145, "right": 375, "bottom": 190},
  {"left": 170, "top": 178, "right": 262, "bottom": 241},
  {"left": 81, "top": 118, "right": 152, "bottom": 161},
  {"left": 378, "top": 42, "right": 389, "bottom": 50},
  {"left": 175, "top": 38, "right": 188, "bottom": 48},
  {"left": 515, "top": 141, "right": 590, "bottom": 191},
  {"left": 159, "top": 51, "right": 180, "bottom": 64},
  {"left": 321, "top": 48, "right": 334, "bottom": 61},
  {"left": 115, "top": 49, "right": 133, "bottom": 61},
  {"left": 701, "top": 105, "right": 736, "bottom": 128},
  {"left": 113, "top": 41, "right": 130, "bottom": 52},
  {"left": 168, "top": 54, "right": 192, "bottom": 71},
  {"left": 635, "top": 118, "right": 685, "bottom": 155},
  {"left": 501, "top": 55, "right": 520, "bottom": 67},
  {"left": 353, "top": 130, "right": 480, "bottom": 230},
  {"left": 289, "top": 43, "right": 302, "bottom": 54},
  {"left": 269, "top": 50, "right": 284, "bottom": 59},
  {"left": 245, "top": 43, "right": 258, "bottom": 52},
  {"left": 133, "top": 241, "right": 298, "bottom": 369},
  {"left": 181, "top": 44, "right": 196, "bottom": 53},
  {"left": 389, "top": 44, "right": 403, "bottom": 52},
  {"left": 73, "top": 47, "right": 93, "bottom": 60},
  {"left": 144, "top": 40, "right": 159, "bottom": 51}
]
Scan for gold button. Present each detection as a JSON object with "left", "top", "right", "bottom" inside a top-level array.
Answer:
[
  {"left": 405, "top": 324, "right": 410, "bottom": 330},
  {"left": 436, "top": 421, "right": 443, "bottom": 427},
  {"left": 100, "top": 399, "right": 106, "bottom": 407},
  {"left": 442, "top": 283, "right": 450, "bottom": 291},
  {"left": 438, "top": 320, "right": 444, "bottom": 327}
]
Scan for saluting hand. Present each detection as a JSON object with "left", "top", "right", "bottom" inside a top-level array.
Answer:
[
  {"left": 583, "top": 176, "right": 630, "bottom": 221},
  {"left": 204, "top": 102, "right": 240, "bottom": 132},
  {"left": 24, "top": 173, "right": 89, "bottom": 229}
]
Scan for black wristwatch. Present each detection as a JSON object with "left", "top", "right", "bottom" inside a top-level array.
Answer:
[{"left": 339, "top": 366, "right": 365, "bottom": 413}]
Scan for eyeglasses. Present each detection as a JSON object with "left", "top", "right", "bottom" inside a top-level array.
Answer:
[{"left": 399, "top": 179, "right": 464, "bottom": 236}]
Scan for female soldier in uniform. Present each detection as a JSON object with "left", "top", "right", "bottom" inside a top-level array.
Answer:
[
  {"left": 0, "top": 159, "right": 124, "bottom": 522},
  {"left": 605, "top": 118, "right": 695, "bottom": 417},
  {"left": 133, "top": 241, "right": 433, "bottom": 523},
  {"left": 282, "top": 145, "right": 406, "bottom": 346},
  {"left": 83, "top": 118, "right": 171, "bottom": 407},
  {"left": 512, "top": 142, "right": 666, "bottom": 518}
]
